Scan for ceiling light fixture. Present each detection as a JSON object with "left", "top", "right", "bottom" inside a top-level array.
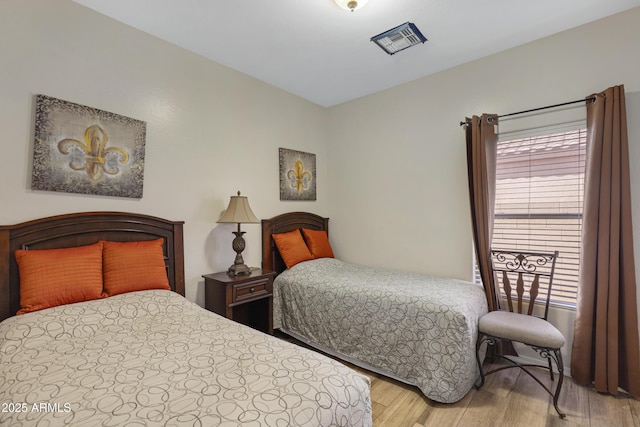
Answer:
[
  {"left": 371, "top": 22, "right": 427, "bottom": 55},
  {"left": 334, "top": 0, "right": 368, "bottom": 12}
]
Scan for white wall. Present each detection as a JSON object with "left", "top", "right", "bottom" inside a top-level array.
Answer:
[
  {"left": 0, "top": 0, "right": 329, "bottom": 305},
  {"left": 327, "top": 8, "right": 640, "bottom": 372}
]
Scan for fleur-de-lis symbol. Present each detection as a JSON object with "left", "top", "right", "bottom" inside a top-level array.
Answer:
[
  {"left": 287, "top": 160, "right": 312, "bottom": 195},
  {"left": 58, "top": 125, "right": 129, "bottom": 181}
]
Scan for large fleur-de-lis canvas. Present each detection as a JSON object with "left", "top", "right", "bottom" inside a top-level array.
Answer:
[
  {"left": 279, "top": 148, "right": 316, "bottom": 201},
  {"left": 31, "top": 94, "right": 146, "bottom": 198}
]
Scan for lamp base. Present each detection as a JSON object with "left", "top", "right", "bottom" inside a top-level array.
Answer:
[
  {"left": 227, "top": 263, "right": 251, "bottom": 276},
  {"left": 226, "top": 228, "right": 252, "bottom": 276}
]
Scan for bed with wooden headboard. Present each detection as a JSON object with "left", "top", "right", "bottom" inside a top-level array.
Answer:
[
  {"left": 262, "top": 211, "right": 489, "bottom": 404},
  {"left": 262, "top": 211, "right": 329, "bottom": 275},
  {"left": 0, "top": 211, "right": 371, "bottom": 426},
  {"left": 0, "top": 211, "right": 185, "bottom": 323}
]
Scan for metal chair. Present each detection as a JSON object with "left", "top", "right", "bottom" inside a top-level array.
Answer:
[{"left": 475, "top": 249, "right": 565, "bottom": 418}]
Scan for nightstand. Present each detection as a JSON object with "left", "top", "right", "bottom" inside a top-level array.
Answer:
[{"left": 203, "top": 269, "right": 276, "bottom": 334}]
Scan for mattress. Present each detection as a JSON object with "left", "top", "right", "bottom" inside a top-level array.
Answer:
[
  {"left": 274, "top": 258, "right": 489, "bottom": 403},
  {"left": 0, "top": 290, "right": 371, "bottom": 426}
]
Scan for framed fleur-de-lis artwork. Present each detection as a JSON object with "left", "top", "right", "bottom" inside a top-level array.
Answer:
[
  {"left": 31, "top": 94, "right": 146, "bottom": 198},
  {"left": 279, "top": 148, "right": 316, "bottom": 201}
]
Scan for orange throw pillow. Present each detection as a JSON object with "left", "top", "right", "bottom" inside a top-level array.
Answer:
[
  {"left": 15, "top": 242, "right": 105, "bottom": 314},
  {"left": 102, "top": 239, "right": 170, "bottom": 296},
  {"left": 272, "top": 229, "right": 314, "bottom": 268},
  {"left": 302, "top": 228, "right": 335, "bottom": 259}
]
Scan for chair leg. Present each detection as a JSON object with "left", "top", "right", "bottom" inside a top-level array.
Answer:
[
  {"left": 551, "top": 349, "right": 566, "bottom": 419},
  {"left": 477, "top": 340, "right": 566, "bottom": 419},
  {"left": 475, "top": 333, "right": 486, "bottom": 389}
]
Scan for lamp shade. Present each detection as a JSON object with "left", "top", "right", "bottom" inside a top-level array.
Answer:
[{"left": 217, "top": 191, "right": 259, "bottom": 224}]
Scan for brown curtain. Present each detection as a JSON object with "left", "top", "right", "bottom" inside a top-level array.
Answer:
[
  {"left": 571, "top": 85, "right": 640, "bottom": 397},
  {"left": 466, "top": 114, "right": 501, "bottom": 312}
]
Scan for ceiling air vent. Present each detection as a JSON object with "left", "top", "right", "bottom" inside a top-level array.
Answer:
[{"left": 371, "top": 22, "right": 427, "bottom": 55}]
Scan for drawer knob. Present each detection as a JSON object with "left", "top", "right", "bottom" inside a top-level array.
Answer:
[{"left": 250, "top": 287, "right": 255, "bottom": 292}]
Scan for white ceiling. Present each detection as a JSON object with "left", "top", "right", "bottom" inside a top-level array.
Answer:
[{"left": 73, "top": 0, "right": 640, "bottom": 107}]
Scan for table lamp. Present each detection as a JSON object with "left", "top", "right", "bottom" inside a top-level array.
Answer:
[{"left": 217, "top": 191, "right": 259, "bottom": 275}]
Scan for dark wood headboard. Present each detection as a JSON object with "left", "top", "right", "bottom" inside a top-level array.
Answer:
[
  {"left": 0, "top": 211, "right": 185, "bottom": 322},
  {"left": 261, "top": 211, "right": 329, "bottom": 276}
]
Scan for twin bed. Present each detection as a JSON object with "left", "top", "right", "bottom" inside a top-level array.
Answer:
[
  {"left": 262, "top": 212, "right": 489, "bottom": 404},
  {"left": 0, "top": 212, "right": 371, "bottom": 426}
]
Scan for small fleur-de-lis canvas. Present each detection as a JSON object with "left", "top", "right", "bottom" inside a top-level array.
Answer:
[
  {"left": 279, "top": 148, "right": 316, "bottom": 201},
  {"left": 31, "top": 94, "right": 146, "bottom": 198}
]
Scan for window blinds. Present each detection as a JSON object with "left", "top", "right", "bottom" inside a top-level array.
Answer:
[{"left": 492, "top": 128, "right": 586, "bottom": 306}]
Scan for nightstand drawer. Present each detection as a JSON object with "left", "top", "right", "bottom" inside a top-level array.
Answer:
[{"left": 232, "top": 279, "right": 269, "bottom": 303}]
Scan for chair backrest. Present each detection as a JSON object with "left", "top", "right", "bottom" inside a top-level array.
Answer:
[{"left": 490, "top": 249, "right": 559, "bottom": 320}]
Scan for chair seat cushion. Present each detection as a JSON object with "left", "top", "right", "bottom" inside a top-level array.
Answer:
[{"left": 479, "top": 311, "right": 565, "bottom": 348}]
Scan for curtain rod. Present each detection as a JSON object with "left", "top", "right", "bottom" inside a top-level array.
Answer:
[{"left": 459, "top": 96, "right": 596, "bottom": 127}]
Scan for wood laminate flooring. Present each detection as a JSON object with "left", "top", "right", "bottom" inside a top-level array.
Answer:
[
  {"left": 351, "top": 360, "right": 640, "bottom": 427},
  {"left": 276, "top": 332, "right": 639, "bottom": 426}
]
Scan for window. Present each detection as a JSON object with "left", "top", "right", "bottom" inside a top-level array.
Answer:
[{"left": 475, "top": 127, "right": 586, "bottom": 308}]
